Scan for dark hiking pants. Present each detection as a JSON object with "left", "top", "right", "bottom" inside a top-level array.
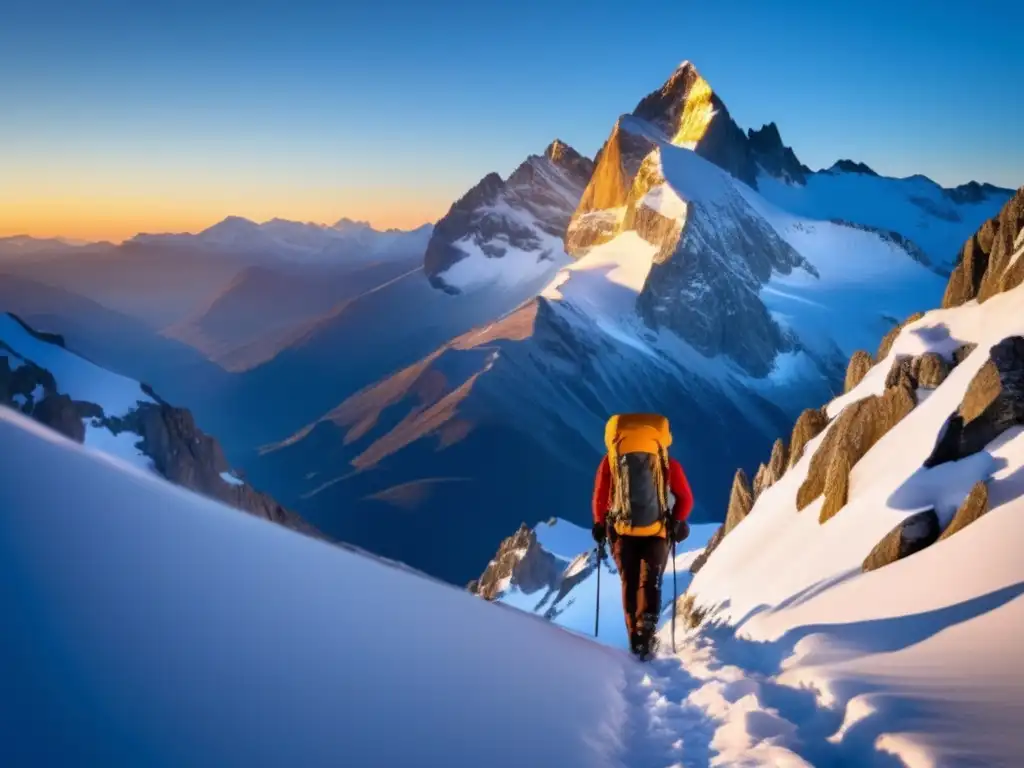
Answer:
[{"left": 611, "top": 534, "right": 669, "bottom": 638}]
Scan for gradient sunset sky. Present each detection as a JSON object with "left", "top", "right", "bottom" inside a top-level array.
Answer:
[{"left": 3, "top": 0, "right": 1022, "bottom": 242}]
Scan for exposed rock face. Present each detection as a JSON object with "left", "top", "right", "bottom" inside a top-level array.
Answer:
[
  {"left": 788, "top": 407, "right": 830, "bottom": 469},
  {"left": 567, "top": 121, "right": 656, "bottom": 255},
  {"left": 845, "top": 350, "right": 873, "bottom": 393},
  {"left": 798, "top": 385, "right": 916, "bottom": 519},
  {"left": 1, "top": 317, "right": 319, "bottom": 538},
  {"left": 747, "top": 122, "right": 808, "bottom": 185},
  {"left": 632, "top": 61, "right": 759, "bottom": 188},
  {"left": 471, "top": 523, "right": 566, "bottom": 601},
  {"left": 635, "top": 166, "right": 810, "bottom": 376},
  {"left": 111, "top": 401, "right": 317, "bottom": 534},
  {"left": 938, "top": 482, "right": 989, "bottom": 542},
  {"left": 876, "top": 312, "right": 926, "bottom": 361},
  {"left": 943, "top": 187, "right": 1024, "bottom": 308},
  {"left": 689, "top": 526, "right": 724, "bottom": 575},
  {"left": 862, "top": 509, "right": 941, "bottom": 572},
  {"left": 925, "top": 336, "right": 1024, "bottom": 467},
  {"left": 946, "top": 181, "right": 1014, "bottom": 205},
  {"left": 424, "top": 140, "right": 594, "bottom": 292}
]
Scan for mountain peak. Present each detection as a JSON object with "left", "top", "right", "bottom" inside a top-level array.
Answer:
[
  {"left": 542, "top": 139, "right": 594, "bottom": 181},
  {"left": 828, "top": 159, "right": 879, "bottom": 176},
  {"left": 333, "top": 217, "right": 374, "bottom": 232},
  {"left": 748, "top": 123, "right": 809, "bottom": 184}
]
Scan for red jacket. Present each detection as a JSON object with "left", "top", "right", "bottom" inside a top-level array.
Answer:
[{"left": 592, "top": 455, "right": 693, "bottom": 532}]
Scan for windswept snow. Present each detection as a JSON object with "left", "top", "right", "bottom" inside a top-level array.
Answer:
[
  {"left": 0, "top": 314, "right": 152, "bottom": 417},
  {"left": 0, "top": 407, "right": 631, "bottom": 768}
]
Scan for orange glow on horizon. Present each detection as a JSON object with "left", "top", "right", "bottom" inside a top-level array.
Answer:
[{"left": 0, "top": 195, "right": 449, "bottom": 244}]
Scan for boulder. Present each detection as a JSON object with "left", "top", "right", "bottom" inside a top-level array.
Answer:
[
  {"left": 884, "top": 355, "right": 918, "bottom": 392},
  {"left": 862, "top": 509, "right": 941, "bottom": 572},
  {"left": 844, "top": 350, "right": 873, "bottom": 393},
  {"left": 925, "top": 336, "right": 1024, "bottom": 467},
  {"left": 938, "top": 482, "right": 989, "bottom": 542},
  {"left": 914, "top": 352, "right": 950, "bottom": 388}
]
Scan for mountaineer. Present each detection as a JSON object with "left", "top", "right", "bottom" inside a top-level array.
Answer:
[{"left": 592, "top": 414, "right": 693, "bottom": 659}]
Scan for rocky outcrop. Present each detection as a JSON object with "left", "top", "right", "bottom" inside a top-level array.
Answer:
[
  {"left": 885, "top": 355, "right": 918, "bottom": 392},
  {"left": 747, "top": 122, "right": 809, "bottom": 184},
  {"left": 925, "top": 336, "right": 1024, "bottom": 467},
  {"left": 753, "top": 439, "right": 787, "bottom": 498},
  {"left": 798, "top": 384, "right": 917, "bottom": 522},
  {"left": 724, "top": 469, "right": 754, "bottom": 534},
  {"left": 424, "top": 140, "right": 594, "bottom": 292},
  {"left": 845, "top": 350, "right": 873, "bottom": 393},
  {"left": 938, "top": 482, "right": 990, "bottom": 542},
  {"left": 1, "top": 317, "right": 320, "bottom": 538},
  {"left": 876, "top": 312, "right": 926, "bottom": 361},
  {"left": 942, "top": 187, "right": 1024, "bottom": 308},
  {"left": 788, "top": 407, "right": 830, "bottom": 469},
  {"left": 862, "top": 509, "right": 941, "bottom": 572},
  {"left": 110, "top": 400, "right": 317, "bottom": 535},
  {"left": 632, "top": 61, "right": 758, "bottom": 188},
  {"left": 471, "top": 523, "right": 566, "bottom": 601},
  {"left": 914, "top": 352, "right": 951, "bottom": 388}
]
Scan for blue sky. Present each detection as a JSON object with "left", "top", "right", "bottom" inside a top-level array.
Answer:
[{"left": 2, "top": 0, "right": 1021, "bottom": 240}]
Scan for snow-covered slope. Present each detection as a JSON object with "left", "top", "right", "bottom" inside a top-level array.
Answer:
[
  {"left": 757, "top": 169, "right": 1012, "bottom": 273},
  {"left": 0, "top": 313, "right": 315, "bottom": 535},
  {"left": 0, "top": 407, "right": 629, "bottom": 768},
  {"left": 672, "top": 191, "right": 1024, "bottom": 766},
  {"left": 423, "top": 140, "right": 594, "bottom": 293}
]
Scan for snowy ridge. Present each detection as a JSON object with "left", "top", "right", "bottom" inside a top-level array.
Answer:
[{"left": 1, "top": 313, "right": 317, "bottom": 535}]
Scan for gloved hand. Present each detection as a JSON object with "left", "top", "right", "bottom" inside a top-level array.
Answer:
[
  {"left": 592, "top": 522, "right": 607, "bottom": 545},
  {"left": 669, "top": 519, "right": 690, "bottom": 543}
]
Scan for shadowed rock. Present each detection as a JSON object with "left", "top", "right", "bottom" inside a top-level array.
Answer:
[
  {"left": 925, "top": 336, "right": 1024, "bottom": 467},
  {"left": 845, "top": 350, "right": 873, "bottom": 393},
  {"left": 938, "top": 482, "right": 989, "bottom": 542},
  {"left": 862, "top": 509, "right": 941, "bottom": 572},
  {"left": 952, "top": 343, "right": 978, "bottom": 366},
  {"left": 788, "top": 407, "right": 830, "bottom": 469},
  {"left": 885, "top": 355, "right": 918, "bottom": 391},
  {"left": 689, "top": 526, "right": 724, "bottom": 575},
  {"left": 473, "top": 523, "right": 565, "bottom": 601}
]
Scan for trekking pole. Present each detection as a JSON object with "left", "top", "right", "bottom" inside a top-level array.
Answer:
[
  {"left": 594, "top": 543, "right": 604, "bottom": 638},
  {"left": 671, "top": 540, "right": 678, "bottom": 653}
]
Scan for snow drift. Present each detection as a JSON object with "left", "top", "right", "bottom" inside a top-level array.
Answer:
[{"left": 0, "top": 407, "right": 630, "bottom": 767}]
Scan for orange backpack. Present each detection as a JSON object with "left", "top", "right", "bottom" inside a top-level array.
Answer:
[{"left": 604, "top": 414, "right": 672, "bottom": 537}]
